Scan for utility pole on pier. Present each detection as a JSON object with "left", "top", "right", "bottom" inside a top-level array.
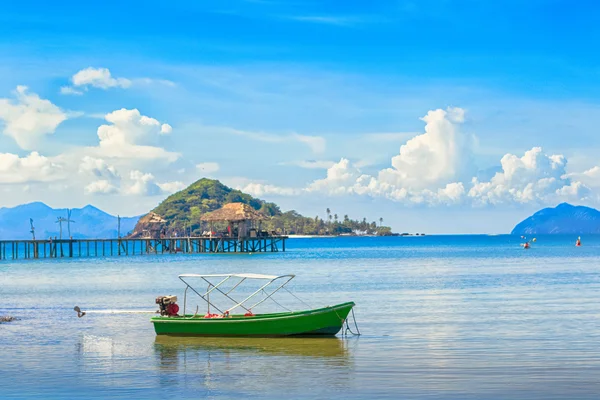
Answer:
[
  {"left": 66, "top": 209, "right": 75, "bottom": 238},
  {"left": 118, "top": 215, "right": 121, "bottom": 238},
  {"left": 29, "top": 218, "right": 35, "bottom": 240},
  {"left": 56, "top": 217, "right": 67, "bottom": 239}
]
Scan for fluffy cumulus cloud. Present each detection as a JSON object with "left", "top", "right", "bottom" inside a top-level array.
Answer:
[
  {"left": 0, "top": 86, "right": 68, "bottom": 149},
  {"left": 79, "top": 156, "right": 120, "bottom": 181},
  {"left": 306, "top": 158, "right": 362, "bottom": 195},
  {"left": 61, "top": 67, "right": 131, "bottom": 94},
  {"left": 237, "top": 107, "right": 599, "bottom": 207},
  {"left": 0, "top": 152, "right": 64, "bottom": 184},
  {"left": 125, "top": 170, "right": 184, "bottom": 196},
  {"left": 468, "top": 147, "right": 590, "bottom": 205},
  {"left": 84, "top": 180, "right": 119, "bottom": 195},
  {"left": 78, "top": 156, "right": 121, "bottom": 195},
  {"left": 76, "top": 157, "right": 184, "bottom": 197},
  {"left": 377, "top": 107, "right": 473, "bottom": 190},
  {"left": 93, "top": 108, "right": 178, "bottom": 161}
]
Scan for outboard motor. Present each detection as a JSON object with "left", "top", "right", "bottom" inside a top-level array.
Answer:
[{"left": 155, "top": 295, "right": 179, "bottom": 316}]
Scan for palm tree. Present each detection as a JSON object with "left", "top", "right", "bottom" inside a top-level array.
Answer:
[
  {"left": 334, "top": 214, "right": 338, "bottom": 223},
  {"left": 326, "top": 208, "right": 331, "bottom": 225},
  {"left": 379, "top": 217, "right": 383, "bottom": 227}
]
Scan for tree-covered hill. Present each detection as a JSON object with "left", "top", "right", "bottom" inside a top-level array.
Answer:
[{"left": 129, "top": 178, "right": 393, "bottom": 236}]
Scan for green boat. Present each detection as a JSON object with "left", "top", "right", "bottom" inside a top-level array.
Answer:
[{"left": 151, "top": 273, "right": 356, "bottom": 337}]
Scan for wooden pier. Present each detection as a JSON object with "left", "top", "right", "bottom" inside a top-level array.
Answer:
[{"left": 0, "top": 235, "right": 287, "bottom": 261}]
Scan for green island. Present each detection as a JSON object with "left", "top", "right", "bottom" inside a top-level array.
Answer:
[{"left": 130, "top": 178, "right": 395, "bottom": 237}]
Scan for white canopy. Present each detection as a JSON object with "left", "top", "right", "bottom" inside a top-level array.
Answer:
[
  {"left": 178, "top": 273, "right": 296, "bottom": 314},
  {"left": 179, "top": 273, "right": 291, "bottom": 280}
]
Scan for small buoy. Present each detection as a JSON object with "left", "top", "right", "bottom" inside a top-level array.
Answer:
[{"left": 532, "top": 238, "right": 537, "bottom": 242}]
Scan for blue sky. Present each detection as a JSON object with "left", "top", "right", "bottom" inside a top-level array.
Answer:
[{"left": 1, "top": 0, "right": 600, "bottom": 233}]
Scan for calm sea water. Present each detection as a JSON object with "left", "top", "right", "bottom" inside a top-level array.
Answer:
[{"left": 2, "top": 235, "right": 600, "bottom": 399}]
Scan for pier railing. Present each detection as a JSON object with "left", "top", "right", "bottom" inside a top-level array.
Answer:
[{"left": 0, "top": 235, "right": 287, "bottom": 260}]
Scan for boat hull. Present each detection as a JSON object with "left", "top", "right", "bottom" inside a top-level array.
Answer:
[{"left": 151, "top": 302, "right": 355, "bottom": 337}]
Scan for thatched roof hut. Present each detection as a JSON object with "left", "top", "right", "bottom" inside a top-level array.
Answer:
[
  {"left": 200, "top": 202, "right": 266, "bottom": 222},
  {"left": 140, "top": 212, "right": 167, "bottom": 224},
  {"left": 127, "top": 212, "right": 167, "bottom": 238}
]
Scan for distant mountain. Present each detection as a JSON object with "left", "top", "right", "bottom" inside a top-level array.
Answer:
[
  {"left": 511, "top": 203, "right": 600, "bottom": 235},
  {"left": 0, "top": 202, "right": 140, "bottom": 240}
]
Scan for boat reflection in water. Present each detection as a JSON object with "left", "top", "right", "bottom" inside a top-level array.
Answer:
[
  {"left": 154, "top": 336, "right": 354, "bottom": 393},
  {"left": 155, "top": 335, "right": 350, "bottom": 358}
]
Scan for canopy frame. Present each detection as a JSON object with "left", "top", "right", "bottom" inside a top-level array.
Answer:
[{"left": 178, "top": 273, "right": 295, "bottom": 317}]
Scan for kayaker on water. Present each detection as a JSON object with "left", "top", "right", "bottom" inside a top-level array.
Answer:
[{"left": 576, "top": 237, "right": 581, "bottom": 247}]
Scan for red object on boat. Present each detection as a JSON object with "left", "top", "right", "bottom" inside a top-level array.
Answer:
[
  {"left": 166, "top": 303, "right": 179, "bottom": 316},
  {"left": 244, "top": 311, "right": 255, "bottom": 317}
]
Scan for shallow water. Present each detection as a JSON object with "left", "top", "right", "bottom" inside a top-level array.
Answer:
[{"left": 2, "top": 235, "right": 600, "bottom": 399}]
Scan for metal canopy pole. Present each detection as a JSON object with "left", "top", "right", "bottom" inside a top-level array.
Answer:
[
  {"left": 226, "top": 275, "right": 295, "bottom": 314},
  {"left": 248, "top": 276, "right": 295, "bottom": 310}
]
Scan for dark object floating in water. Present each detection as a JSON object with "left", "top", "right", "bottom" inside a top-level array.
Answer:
[
  {"left": 0, "top": 315, "right": 17, "bottom": 323},
  {"left": 74, "top": 306, "right": 86, "bottom": 318}
]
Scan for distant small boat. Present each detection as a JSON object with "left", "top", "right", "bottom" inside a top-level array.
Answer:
[
  {"left": 151, "top": 273, "right": 356, "bottom": 337},
  {"left": 576, "top": 237, "right": 582, "bottom": 247}
]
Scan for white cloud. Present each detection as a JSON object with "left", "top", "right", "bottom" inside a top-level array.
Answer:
[
  {"left": 567, "top": 166, "right": 600, "bottom": 188},
  {"left": 230, "top": 108, "right": 599, "bottom": 208},
  {"left": 59, "top": 86, "right": 84, "bottom": 96},
  {"left": 157, "top": 181, "right": 186, "bottom": 193},
  {"left": 378, "top": 107, "right": 474, "bottom": 190},
  {"left": 125, "top": 171, "right": 162, "bottom": 196},
  {"left": 125, "top": 170, "right": 184, "bottom": 196},
  {"left": 61, "top": 68, "right": 176, "bottom": 95},
  {"left": 160, "top": 123, "right": 172, "bottom": 135},
  {"left": 93, "top": 108, "right": 179, "bottom": 162},
  {"left": 78, "top": 156, "right": 120, "bottom": 181},
  {"left": 306, "top": 158, "right": 363, "bottom": 195},
  {"left": 196, "top": 162, "right": 220, "bottom": 174},
  {"left": 241, "top": 183, "right": 301, "bottom": 197},
  {"left": 0, "top": 152, "right": 64, "bottom": 183},
  {"left": 71, "top": 67, "right": 131, "bottom": 90},
  {"left": 85, "top": 180, "right": 119, "bottom": 195},
  {"left": 468, "top": 147, "right": 589, "bottom": 205},
  {"left": 0, "top": 86, "right": 68, "bottom": 149}
]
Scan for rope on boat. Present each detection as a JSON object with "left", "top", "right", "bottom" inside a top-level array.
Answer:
[
  {"left": 283, "top": 287, "right": 312, "bottom": 309},
  {"left": 343, "top": 308, "right": 361, "bottom": 336},
  {"left": 264, "top": 289, "right": 292, "bottom": 312}
]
